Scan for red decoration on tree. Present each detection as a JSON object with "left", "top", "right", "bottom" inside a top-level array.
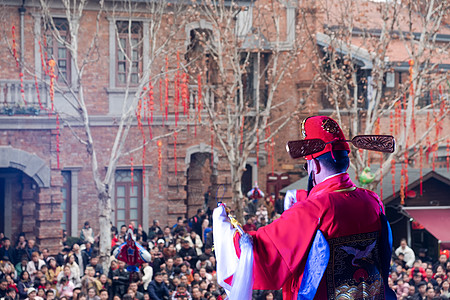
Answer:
[
  {"left": 148, "top": 82, "right": 155, "bottom": 140},
  {"left": 174, "top": 52, "right": 180, "bottom": 127},
  {"left": 174, "top": 132, "right": 178, "bottom": 176},
  {"left": 48, "top": 59, "right": 56, "bottom": 112},
  {"left": 408, "top": 59, "right": 414, "bottom": 97},
  {"left": 157, "top": 140, "right": 163, "bottom": 192},
  {"left": 159, "top": 78, "right": 164, "bottom": 126},
  {"left": 165, "top": 56, "right": 169, "bottom": 121},
  {"left": 181, "top": 73, "right": 189, "bottom": 116},
  {"left": 11, "top": 26, "right": 19, "bottom": 67},
  {"left": 38, "top": 41, "right": 46, "bottom": 75}
]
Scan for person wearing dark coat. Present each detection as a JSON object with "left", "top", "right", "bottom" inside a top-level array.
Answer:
[
  {"left": 178, "top": 240, "right": 198, "bottom": 268},
  {"left": 111, "top": 261, "right": 128, "bottom": 297},
  {"left": 0, "top": 238, "right": 16, "bottom": 265},
  {"left": 148, "top": 273, "right": 169, "bottom": 300}
]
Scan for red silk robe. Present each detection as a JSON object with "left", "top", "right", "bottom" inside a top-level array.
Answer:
[{"left": 243, "top": 173, "right": 384, "bottom": 299}]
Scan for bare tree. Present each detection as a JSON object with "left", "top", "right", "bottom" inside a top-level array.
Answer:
[
  {"left": 190, "top": 0, "right": 313, "bottom": 221},
  {"left": 302, "top": 0, "right": 450, "bottom": 191},
  {"left": 36, "top": 0, "right": 191, "bottom": 270}
]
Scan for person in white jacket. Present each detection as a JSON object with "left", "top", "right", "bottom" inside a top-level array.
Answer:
[
  {"left": 395, "top": 238, "right": 416, "bottom": 268},
  {"left": 186, "top": 231, "right": 203, "bottom": 256},
  {"left": 141, "top": 261, "right": 153, "bottom": 291}
]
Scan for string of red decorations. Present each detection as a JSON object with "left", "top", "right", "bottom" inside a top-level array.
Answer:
[
  {"left": 148, "top": 82, "right": 155, "bottom": 140},
  {"left": 165, "top": 56, "right": 169, "bottom": 121},
  {"left": 135, "top": 96, "right": 146, "bottom": 197},
  {"left": 157, "top": 140, "right": 163, "bottom": 192},
  {"left": 446, "top": 139, "right": 449, "bottom": 172},
  {"left": 11, "top": 26, "right": 19, "bottom": 67},
  {"left": 197, "top": 74, "right": 202, "bottom": 123},
  {"left": 34, "top": 75, "right": 44, "bottom": 110},
  {"left": 210, "top": 124, "right": 214, "bottom": 169},
  {"left": 174, "top": 52, "right": 180, "bottom": 127},
  {"left": 174, "top": 131, "right": 178, "bottom": 176}
]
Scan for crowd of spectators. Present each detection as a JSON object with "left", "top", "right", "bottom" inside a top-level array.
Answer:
[{"left": 2, "top": 196, "right": 450, "bottom": 300}]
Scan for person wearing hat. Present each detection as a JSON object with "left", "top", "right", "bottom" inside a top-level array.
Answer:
[
  {"left": 24, "top": 287, "right": 43, "bottom": 300},
  {"left": 213, "top": 116, "right": 395, "bottom": 299}
]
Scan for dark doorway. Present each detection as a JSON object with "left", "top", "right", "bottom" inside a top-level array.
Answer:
[
  {"left": 186, "top": 153, "right": 216, "bottom": 218},
  {"left": 241, "top": 164, "right": 253, "bottom": 197}
]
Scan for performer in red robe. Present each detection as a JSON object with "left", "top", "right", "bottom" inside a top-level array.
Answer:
[{"left": 214, "top": 116, "right": 396, "bottom": 300}]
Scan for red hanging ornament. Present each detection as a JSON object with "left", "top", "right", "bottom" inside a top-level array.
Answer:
[
  {"left": 38, "top": 41, "right": 46, "bottom": 75},
  {"left": 12, "top": 26, "right": 19, "bottom": 67},
  {"left": 165, "top": 56, "right": 169, "bottom": 121},
  {"left": 174, "top": 52, "right": 180, "bottom": 127},
  {"left": 157, "top": 140, "right": 163, "bottom": 192},
  {"left": 181, "top": 73, "right": 189, "bottom": 116},
  {"left": 173, "top": 132, "right": 178, "bottom": 176},
  {"left": 148, "top": 82, "right": 155, "bottom": 140},
  {"left": 408, "top": 59, "right": 414, "bottom": 97},
  {"left": 48, "top": 59, "right": 56, "bottom": 112},
  {"left": 419, "top": 145, "right": 423, "bottom": 195}
]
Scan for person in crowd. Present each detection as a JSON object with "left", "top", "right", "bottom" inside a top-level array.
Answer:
[
  {"left": 72, "top": 244, "right": 89, "bottom": 276},
  {"left": 186, "top": 231, "right": 202, "bottom": 256},
  {"left": 45, "top": 289, "right": 55, "bottom": 300},
  {"left": 171, "top": 283, "right": 192, "bottom": 300},
  {"left": 15, "top": 257, "right": 28, "bottom": 280},
  {"left": 263, "top": 196, "right": 274, "bottom": 220},
  {"left": 163, "top": 244, "right": 177, "bottom": 261},
  {"left": 58, "top": 264, "right": 82, "bottom": 288},
  {"left": 80, "top": 222, "right": 96, "bottom": 244},
  {"left": 57, "top": 276, "right": 75, "bottom": 299},
  {"left": 255, "top": 205, "right": 268, "bottom": 225},
  {"left": 65, "top": 254, "right": 81, "bottom": 281},
  {"left": 274, "top": 194, "right": 284, "bottom": 216},
  {"left": 141, "top": 261, "right": 153, "bottom": 292},
  {"left": 40, "top": 248, "right": 50, "bottom": 263},
  {"left": 17, "top": 271, "right": 32, "bottom": 299},
  {"left": 81, "top": 266, "right": 101, "bottom": 295},
  {"left": 395, "top": 238, "right": 416, "bottom": 268},
  {"left": 5, "top": 287, "right": 19, "bottom": 300},
  {"left": 128, "top": 282, "right": 144, "bottom": 300},
  {"left": 0, "top": 238, "right": 16, "bottom": 264},
  {"left": 26, "top": 252, "right": 45, "bottom": 282},
  {"left": 86, "top": 287, "right": 100, "bottom": 300},
  {"left": 148, "top": 272, "right": 170, "bottom": 300},
  {"left": 0, "top": 279, "right": 8, "bottom": 299},
  {"left": 24, "top": 288, "right": 43, "bottom": 300},
  {"left": 46, "top": 257, "right": 62, "bottom": 289},
  {"left": 441, "top": 280, "right": 450, "bottom": 298},
  {"left": 149, "top": 220, "right": 163, "bottom": 237},
  {"left": 24, "top": 240, "right": 39, "bottom": 261},
  {"left": 433, "top": 253, "right": 449, "bottom": 273},
  {"left": 111, "top": 261, "right": 128, "bottom": 297},
  {"left": 87, "top": 256, "right": 103, "bottom": 278},
  {"left": 242, "top": 215, "right": 256, "bottom": 232},
  {"left": 190, "top": 209, "right": 205, "bottom": 237},
  {"left": 178, "top": 240, "right": 197, "bottom": 268},
  {"left": 98, "top": 289, "right": 108, "bottom": 300},
  {"left": 83, "top": 242, "right": 94, "bottom": 260}
]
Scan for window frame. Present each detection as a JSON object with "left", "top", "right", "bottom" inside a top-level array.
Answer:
[
  {"left": 114, "top": 169, "right": 143, "bottom": 229},
  {"left": 61, "top": 171, "right": 72, "bottom": 236},
  {"left": 115, "top": 21, "right": 143, "bottom": 87}
]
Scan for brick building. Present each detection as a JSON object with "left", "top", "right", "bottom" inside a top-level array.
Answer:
[{"left": 0, "top": 0, "right": 448, "bottom": 253}]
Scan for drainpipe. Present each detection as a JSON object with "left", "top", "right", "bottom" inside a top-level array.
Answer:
[{"left": 19, "top": 0, "right": 26, "bottom": 73}]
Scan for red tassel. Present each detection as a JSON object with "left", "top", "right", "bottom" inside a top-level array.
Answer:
[
  {"left": 165, "top": 56, "right": 169, "bottom": 121},
  {"left": 48, "top": 60, "right": 56, "bottom": 112},
  {"left": 174, "top": 53, "right": 180, "bottom": 127},
  {"left": 12, "top": 26, "right": 19, "bottom": 67},
  {"left": 174, "top": 132, "right": 178, "bottom": 176}
]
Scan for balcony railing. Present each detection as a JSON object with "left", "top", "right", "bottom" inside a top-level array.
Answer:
[
  {"left": 0, "top": 80, "right": 49, "bottom": 115},
  {"left": 188, "top": 85, "right": 215, "bottom": 111}
]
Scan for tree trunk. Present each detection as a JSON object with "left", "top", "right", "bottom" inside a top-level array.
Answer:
[
  {"left": 230, "top": 164, "right": 245, "bottom": 223},
  {"left": 99, "top": 191, "right": 112, "bottom": 273}
]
